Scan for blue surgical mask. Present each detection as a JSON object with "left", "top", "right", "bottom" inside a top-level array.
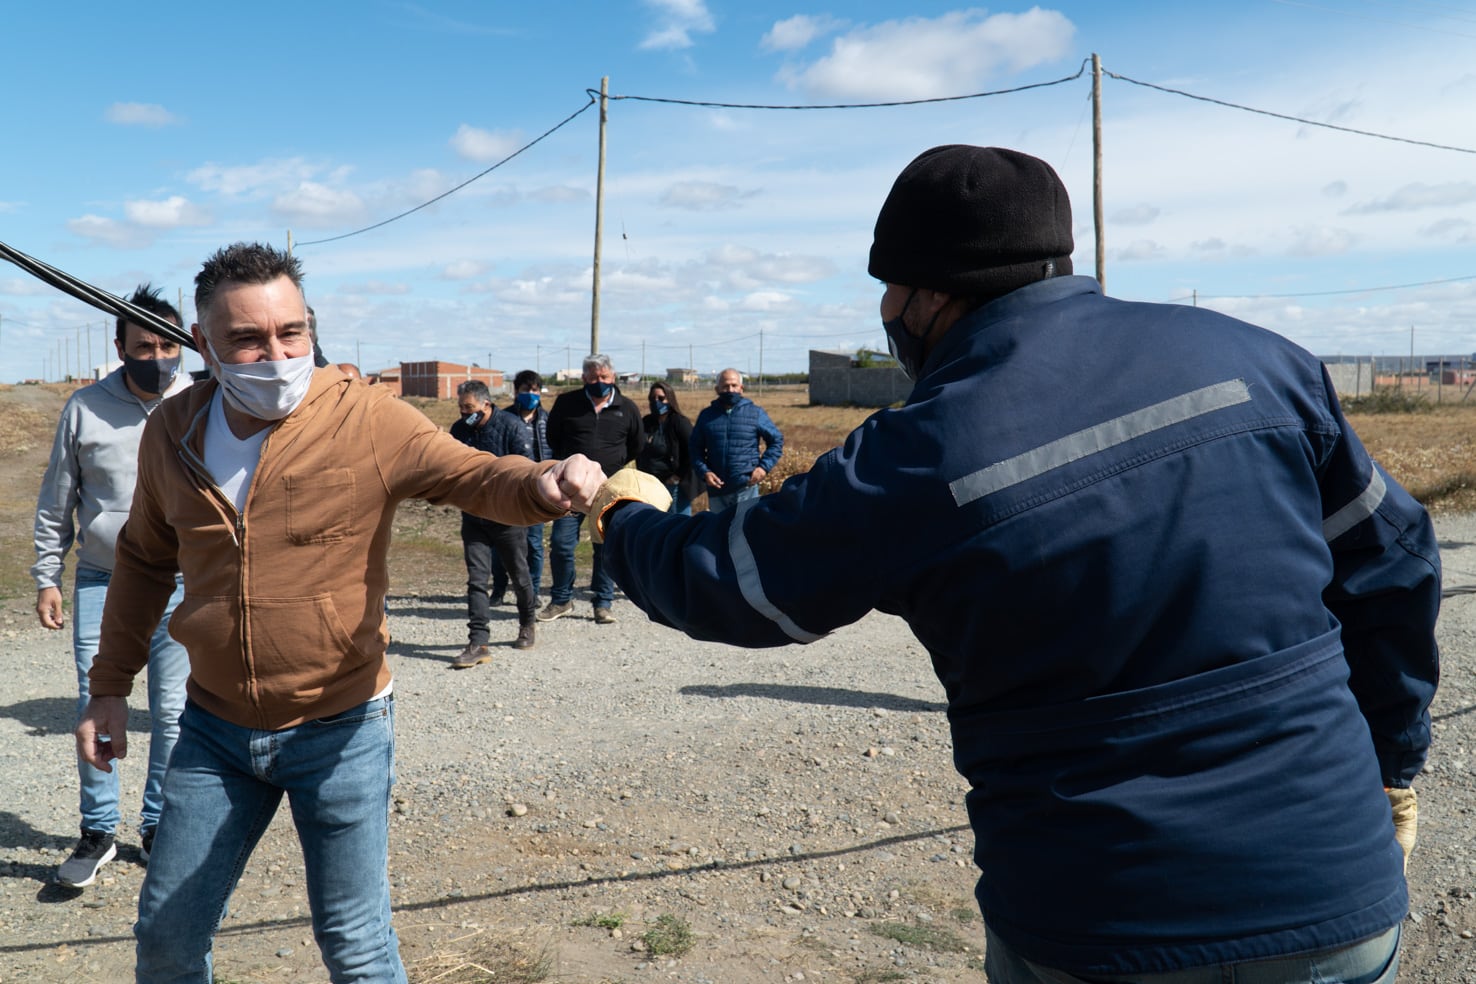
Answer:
[
  {"left": 654, "top": 401, "right": 671, "bottom": 415},
  {"left": 882, "top": 288, "right": 926, "bottom": 381},
  {"left": 584, "top": 380, "right": 613, "bottom": 401},
  {"left": 514, "top": 392, "right": 540, "bottom": 411}
]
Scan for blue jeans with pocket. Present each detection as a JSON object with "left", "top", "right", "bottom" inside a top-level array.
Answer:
[
  {"left": 73, "top": 566, "right": 188, "bottom": 836},
  {"left": 548, "top": 512, "right": 614, "bottom": 608},
  {"left": 134, "top": 696, "right": 405, "bottom": 984}
]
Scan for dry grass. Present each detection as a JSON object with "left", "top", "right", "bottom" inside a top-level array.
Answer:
[{"left": 405, "top": 928, "right": 553, "bottom": 984}]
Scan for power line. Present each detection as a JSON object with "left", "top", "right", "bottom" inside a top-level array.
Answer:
[
  {"left": 1103, "top": 69, "right": 1476, "bottom": 154},
  {"left": 296, "top": 96, "right": 598, "bottom": 248},
  {"left": 599, "top": 60, "right": 1088, "bottom": 111},
  {"left": 1172, "top": 272, "right": 1476, "bottom": 302}
]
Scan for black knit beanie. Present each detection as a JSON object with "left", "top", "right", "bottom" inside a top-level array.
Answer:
[{"left": 868, "top": 145, "right": 1074, "bottom": 298}]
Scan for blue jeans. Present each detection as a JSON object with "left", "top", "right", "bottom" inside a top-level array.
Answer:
[
  {"left": 491, "top": 523, "right": 544, "bottom": 596},
  {"left": 548, "top": 512, "right": 613, "bottom": 608},
  {"left": 982, "top": 923, "right": 1400, "bottom": 984},
  {"left": 706, "top": 482, "right": 759, "bottom": 513},
  {"left": 135, "top": 697, "right": 405, "bottom": 984},
  {"left": 74, "top": 567, "right": 188, "bottom": 836},
  {"left": 669, "top": 483, "right": 693, "bottom": 517}
]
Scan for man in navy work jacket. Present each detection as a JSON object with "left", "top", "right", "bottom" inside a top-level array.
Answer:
[
  {"left": 689, "top": 368, "right": 783, "bottom": 512},
  {"left": 590, "top": 145, "right": 1439, "bottom": 982},
  {"left": 540, "top": 353, "right": 641, "bottom": 625}
]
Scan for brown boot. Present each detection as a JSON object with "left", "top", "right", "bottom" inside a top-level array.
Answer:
[
  {"left": 451, "top": 643, "right": 492, "bottom": 669},
  {"left": 514, "top": 623, "right": 536, "bottom": 650}
]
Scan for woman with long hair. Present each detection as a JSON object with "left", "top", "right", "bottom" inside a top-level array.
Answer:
[{"left": 636, "top": 381, "right": 702, "bottom": 515}]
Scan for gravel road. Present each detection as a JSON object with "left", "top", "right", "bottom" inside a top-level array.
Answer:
[{"left": 2, "top": 512, "right": 1475, "bottom": 983}]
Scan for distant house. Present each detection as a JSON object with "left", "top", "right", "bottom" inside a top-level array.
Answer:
[
  {"left": 666, "top": 367, "right": 698, "bottom": 385},
  {"left": 399, "top": 361, "right": 504, "bottom": 400},
  {"left": 369, "top": 366, "right": 402, "bottom": 396}
]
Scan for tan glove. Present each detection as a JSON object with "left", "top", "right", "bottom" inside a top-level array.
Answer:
[
  {"left": 591, "top": 469, "right": 672, "bottom": 543},
  {"left": 1386, "top": 786, "right": 1418, "bottom": 872}
]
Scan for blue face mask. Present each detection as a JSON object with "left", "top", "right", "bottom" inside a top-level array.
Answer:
[
  {"left": 514, "top": 392, "right": 540, "bottom": 411},
  {"left": 463, "top": 411, "right": 482, "bottom": 427},
  {"left": 882, "top": 288, "right": 927, "bottom": 381},
  {"left": 584, "top": 380, "right": 613, "bottom": 401},
  {"left": 653, "top": 401, "right": 671, "bottom": 415}
]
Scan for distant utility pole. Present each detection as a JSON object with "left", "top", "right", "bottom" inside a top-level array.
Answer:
[
  {"left": 590, "top": 75, "right": 609, "bottom": 358},
  {"left": 1092, "top": 53, "right": 1105, "bottom": 292}
]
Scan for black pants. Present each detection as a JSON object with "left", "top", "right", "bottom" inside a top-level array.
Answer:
[{"left": 462, "top": 517, "right": 536, "bottom": 645}]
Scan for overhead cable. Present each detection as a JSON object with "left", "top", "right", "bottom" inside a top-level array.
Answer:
[
  {"left": 1104, "top": 69, "right": 1476, "bottom": 154},
  {"left": 296, "top": 96, "right": 598, "bottom": 247},
  {"left": 1173, "top": 272, "right": 1476, "bottom": 302},
  {"left": 598, "top": 60, "right": 1089, "bottom": 111},
  {"left": 0, "top": 239, "right": 195, "bottom": 349}
]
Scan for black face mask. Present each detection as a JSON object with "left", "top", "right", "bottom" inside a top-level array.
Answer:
[
  {"left": 882, "top": 289, "right": 926, "bottom": 381},
  {"left": 122, "top": 354, "right": 181, "bottom": 396}
]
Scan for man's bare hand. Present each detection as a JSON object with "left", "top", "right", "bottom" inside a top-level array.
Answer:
[
  {"left": 76, "top": 696, "right": 129, "bottom": 772},
  {"left": 704, "top": 472, "right": 724, "bottom": 490},
  {"left": 36, "top": 587, "right": 64, "bottom": 630},
  {"left": 539, "top": 454, "right": 607, "bottom": 515},
  {"left": 749, "top": 466, "right": 768, "bottom": 485}
]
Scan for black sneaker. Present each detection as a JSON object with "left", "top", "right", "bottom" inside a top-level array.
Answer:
[
  {"left": 56, "top": 829, "right": 117, "bottom": 887},
  {"left": 140, "top": 828, "right": 155, "bottom": 865}
]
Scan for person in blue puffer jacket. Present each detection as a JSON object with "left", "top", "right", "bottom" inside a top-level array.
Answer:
[
  {"left": 593, "top": 145, "right": 1439, "bottom": 983},
  {"left": 689, "top": 368, "right": 783, "bottom": 512}
]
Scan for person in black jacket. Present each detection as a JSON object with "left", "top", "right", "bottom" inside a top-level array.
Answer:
[
  {"left": 539, "top": 354, "right": 641, "bottom": 624},
  {"left": 636, "top": 381, "right": 701, "bottom": 516}
]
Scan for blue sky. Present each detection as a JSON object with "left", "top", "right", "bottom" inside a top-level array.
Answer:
[{"left": 2, "top": 1, "right": 1474, "bottom": 384}]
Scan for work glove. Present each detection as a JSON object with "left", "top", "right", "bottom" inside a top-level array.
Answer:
[
  {"left": 1386, "top": 786, "right": 1418, "bottom": 872},
  {"left": 591, "top": 469, "right": 672, "bottom": 543}
]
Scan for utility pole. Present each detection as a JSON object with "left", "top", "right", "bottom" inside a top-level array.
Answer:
[
  {"left": 87, "top": 322, "right": 92, "bottom": 378},
  {"left": 1092, "top": 53, "right": 1105, "bottom": 292},
  {"left": 641, "top": 339, "right": 646, "bottom": 381},
  {"left": 759, "top": 329, "right": 764, "bottom": 397},
  {"left": 536, "top": 344, "right": 541, "bottom": 376},
  {"left": 287, "top": 229, "right": 294, "bottom": 255},
  {"left": 590, "top": 75, "right": 609, "bottom": 357}
]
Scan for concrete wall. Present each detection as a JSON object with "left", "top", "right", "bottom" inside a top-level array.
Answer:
[
  {"left": 808, "top": 350, "right": 912, "bottom": 407},
  {"left": 1323, "top": 361, "right": 1375, "bottom": 399}
]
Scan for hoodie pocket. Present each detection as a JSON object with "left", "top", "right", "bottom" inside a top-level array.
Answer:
[{"left": 284, "top": 468, "right": 355, "bottom": 544}]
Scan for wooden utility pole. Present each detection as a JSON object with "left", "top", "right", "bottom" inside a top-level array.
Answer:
[
  {"left": 286, "top": 229, "right": 294, "bottom": 255},
  {"left": 590, "top": 76, "right": 609, "bottom": 357},
  {"left": 1092, "top": 53, "right": 1105, "bottom": 292}
]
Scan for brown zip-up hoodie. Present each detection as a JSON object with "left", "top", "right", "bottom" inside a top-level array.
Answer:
[{"left": 90, "top": 368, "right": 566, "bottom": 730}]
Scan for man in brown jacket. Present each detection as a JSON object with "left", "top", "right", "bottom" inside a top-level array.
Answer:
[{"left": 75, "top": 242, "right": 605, "bottom": 983}]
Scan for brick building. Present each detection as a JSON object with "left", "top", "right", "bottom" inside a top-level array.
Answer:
[{"left": 398, "top": 361, "right": 504, "bottom": 399}]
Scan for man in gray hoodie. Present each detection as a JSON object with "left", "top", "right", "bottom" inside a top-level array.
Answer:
[{"left": 32, "top": 284, "right": 192, "bottom": 887}]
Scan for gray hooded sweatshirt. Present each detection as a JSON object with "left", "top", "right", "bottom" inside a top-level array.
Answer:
[{"left": 31, "top": 366, "right": 190, "bottom": 589}]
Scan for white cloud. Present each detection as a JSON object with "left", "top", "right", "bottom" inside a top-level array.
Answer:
[
  {"left": 105, "top": 102, "right": 179, "bottom": 127},
  {"left": 781, "top": 9, "right": 1074, "bottom": 99},
  {"left": 351, "top": 280, "right": 411, "bottom": 295},
  {"left": 188, "top": 158, "right": 319, "bottom": 197},
  {"left": 449, "top": 124, "right": 523, "bottom": 163},
  {"left": 1287, "top": 225, "right": 1357, "bottom": 257},
  {"left": 123, "top": 195, "right": 210, "bottom": 228},
  {"left": 1322, "top": 180, "right": 1347, "bottom": 198},
  {"left": 1115, "top": 239, "right": 1164, "bottom": 262},
  {"left": 659, "top": 180, "right": 758, "bottom": 210},
  {"left": 762, "top": 14, "right": 843, "bottom": 52},
  {"left": 1421, "top": 218, "right": 1474, "bottom": 243},
  {"left": 66, "top": 215, "right": 137, "bottom": 247},
  {"left": 1112, "top": 204, "right": 1160, "bottom": 226},
  {"left": 1344, "top": 181, "right": 1476, "bottom": 214},
  {"left": 0, "top": 277, "right": 48, "bottom": 296},
  {"left": 272, "top": 182, "right": 366, "bottom": 226},
  {"left": 0, "top": 201, "right": 18, "bottom": 213},
  {"left": 442, "top": 260, "right": 488, "bottom": 280},
  {"left": 639, "top": 0, "right": 714, "bottom": 50},
  {"left": 530, "top": 185, "right": 590, "bottom": 204},
  {"left": 740, "top": 290, "right": 792, "bottom": 311}
]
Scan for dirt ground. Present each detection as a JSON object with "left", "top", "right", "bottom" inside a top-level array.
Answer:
[{"left": 3, "top": 381, "right": 1475, "bottom": 983}]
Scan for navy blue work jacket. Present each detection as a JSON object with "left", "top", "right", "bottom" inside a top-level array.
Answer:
[{"left": 603, "top": 276, "right": 1440, "bottom": 974}]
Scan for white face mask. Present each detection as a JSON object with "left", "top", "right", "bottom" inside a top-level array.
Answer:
[{"left": 205, "top": 335, "right": 315, "bottom": 421}]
